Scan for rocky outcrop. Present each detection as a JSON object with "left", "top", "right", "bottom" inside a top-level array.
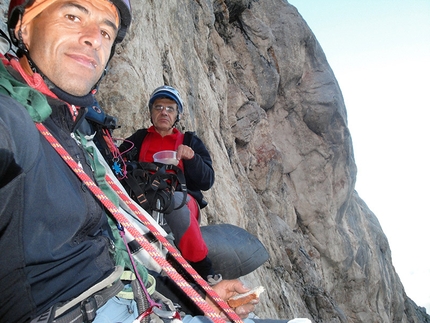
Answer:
[{"left": 1, "top": 0, "right": 428, "bottom": 322}]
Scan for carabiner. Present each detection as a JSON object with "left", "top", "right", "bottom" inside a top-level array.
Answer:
[
  {"left": 132, "top": 305, "right": 154, "bottom": 323},
  {"left": 117, "top": 222, "right": 124, "bottom": 232},
  {"left": 152, "top": 306, "right": 182, "bottom": 320},
  {"left": 132, "top": 305, "right": 182, "bottom": 323}
]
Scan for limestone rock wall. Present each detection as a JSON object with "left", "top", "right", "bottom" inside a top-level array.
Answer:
[
  {"left": 97, "top": 1, "right": 429, "bottom": 321},
  {"left": 1, "top": 0, "right": 429, "bottom": 322}
]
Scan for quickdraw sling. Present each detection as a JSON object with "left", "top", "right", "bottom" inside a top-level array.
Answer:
[{"left": 35, "top": 122, "right": 243, "bottom": 323}]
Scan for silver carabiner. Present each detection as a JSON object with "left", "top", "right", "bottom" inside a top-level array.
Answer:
[{"left": 152, "top": 307, "right": 182, "bottom": 322}]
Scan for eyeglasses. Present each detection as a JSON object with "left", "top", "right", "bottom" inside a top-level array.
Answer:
[{"left": 153, "top": 105, "right": 177, "bottom": 114}]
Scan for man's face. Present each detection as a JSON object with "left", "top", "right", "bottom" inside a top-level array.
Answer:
[
  {"left": 19, "top": 0, "right": 118, "bottom": 96},
  {"left": 151, "top": 98, "right": 179, "bottom": 133}
]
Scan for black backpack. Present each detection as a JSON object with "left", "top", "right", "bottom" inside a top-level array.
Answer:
[{"left": 122, "top": 161, "right": 187, "bottom": 215}]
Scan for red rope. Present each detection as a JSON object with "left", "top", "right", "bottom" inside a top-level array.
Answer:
[
  {"left": 105, "top": 176, "right": 243, "bottom": 319},
  {"left": 35, "top": 122, "right": 243, "bottom": 323}
]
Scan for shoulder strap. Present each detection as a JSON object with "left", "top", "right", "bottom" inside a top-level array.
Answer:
[
  {"left": 183, "top": 131, "right": 194, "bottom": 146},
  {"left": 0, "top": 58, "right": 52, "bottom": 122},
  {"left": 135, "top": 129, "right": 148, "bottom": 159}
]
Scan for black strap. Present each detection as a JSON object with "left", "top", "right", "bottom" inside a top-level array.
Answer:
[
  {"left": 30, "top": 307, "right": 56, "bottom": 323},
  {"left": 122, "top": 162, "right": 187, "bottom": 214},
  {"left": 31, "top": 278, "right": 124, "bottom": 323},
  {"left": 148, "top": 163, "right": 187, "bottom": 213},
  {"left": 54, "top": 279, "right": 124, "bottom": 323},
  {"left": 127, "top": 231, "right": 157, "bottom": 254},
  {"left": 123, "top": 168, "right": 151, "bottom": 209}
]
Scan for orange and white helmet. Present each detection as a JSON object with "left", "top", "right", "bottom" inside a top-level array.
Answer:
[{"left": 7, "top": 0, "right": 132, "bottom": 49}]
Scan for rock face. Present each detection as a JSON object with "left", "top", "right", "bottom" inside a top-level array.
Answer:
[{"left": 1, "top": 0, "right": 429, "bottom": 322}]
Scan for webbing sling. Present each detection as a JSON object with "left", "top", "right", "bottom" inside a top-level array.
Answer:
[{"left": 35, "top": 122, "right": 243, "bottom": 323}]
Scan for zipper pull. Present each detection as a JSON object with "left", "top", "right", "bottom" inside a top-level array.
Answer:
[{"left": 71, "top": 104, "right": 78, "bottom": 117}]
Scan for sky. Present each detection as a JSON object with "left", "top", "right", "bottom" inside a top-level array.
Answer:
[{"left": 288, "top": 0, "right": 430, "bottom": 314}]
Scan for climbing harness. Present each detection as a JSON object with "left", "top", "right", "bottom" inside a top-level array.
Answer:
[
  {"left": 122, "top": 161, "right": 188, "bottom": 215},
  {"left": 35, "top": 122, "right": 243, "bottom": 323}
]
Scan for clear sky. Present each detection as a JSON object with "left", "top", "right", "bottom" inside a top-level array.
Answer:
[{"left": 288, "top": 0, "right": 430, "bottom": 313}]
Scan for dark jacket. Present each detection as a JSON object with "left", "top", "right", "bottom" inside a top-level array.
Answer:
[
  {"left": 0, "top": 63, "right": 115, "bottom": 322},
  {"left": 119, "top": 129, "right": 215, "bottom": 209}
]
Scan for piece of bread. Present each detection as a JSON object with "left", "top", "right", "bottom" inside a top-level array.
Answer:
[{"left": 227, "top": 286, "right": 265, "bottom": 308}]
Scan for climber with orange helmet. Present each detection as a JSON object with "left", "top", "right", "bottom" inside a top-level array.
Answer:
[
  {"left": 0, "top": 0, "right": 264, "bottom": 322},
  {"left": 6, "top": 0, "right": 131, "bottom": 98},
  {"left": 0, "top": 0, "right": 139, "bottom": 322}
]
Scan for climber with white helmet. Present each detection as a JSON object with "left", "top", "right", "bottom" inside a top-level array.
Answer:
[{"left": 118, "top": 85, "right": 218, "bottom": 283}]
